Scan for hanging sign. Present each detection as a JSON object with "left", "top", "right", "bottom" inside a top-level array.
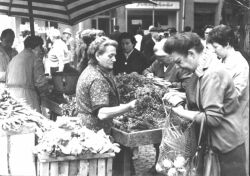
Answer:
[{"left": 126, "top": 1, "right": 180, "bottom": 9}]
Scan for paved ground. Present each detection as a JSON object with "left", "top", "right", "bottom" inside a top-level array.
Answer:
[{"left": 133, "top": 145, "right": 164, "bottom": 176}]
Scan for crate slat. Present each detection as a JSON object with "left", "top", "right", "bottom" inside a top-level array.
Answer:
[
  {"left": 98, "top": 159, "right": 106, "bottom": 176},
  {"left": 40, "top": 162, "right": 50, "bottom": 176},
  {"left": 69, "top": 160, "right": 79, "bottom": 176},
  {"left": 59, "top": 161, "right": 69, "bottom": 176},
  {"left": 89, "top": 159, "right": 98, "bottom": 176},
  {"left": 50, "top": 162, "right": 59, "bottom": 176},
  {"left": 79, "top": 160, "right": 89, "bottom": 175},
  {"left": 106, "top": 158, "right": 113, "bottom": 176}
]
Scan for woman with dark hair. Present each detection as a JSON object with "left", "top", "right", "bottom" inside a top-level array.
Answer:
[
  {"left": 76, "top": 36, "right": 137, "bottom": 134},
  {"left": 113, "top": 32, "right": 147, "bottom": 75},
  {"left": 207, "top": 24, "right": 249, "bottom": 175},
  {"left": 0, "top": 28, "right": 18, "bottom": 82},
  {"left": 163, "top": 32, "right": 246, "bottom": 176},
  {"left": 6, "top": 35, "right": 49, "bottom": 112}
]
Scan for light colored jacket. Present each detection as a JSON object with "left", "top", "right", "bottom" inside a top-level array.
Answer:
[{"left": 6, "top": 49, "right": 48, "bottom": 112}]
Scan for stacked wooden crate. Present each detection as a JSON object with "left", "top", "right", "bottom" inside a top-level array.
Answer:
[
  {"left": 0, "top": 131, "right": 36, "bottom": 176},
  {"left": 37, "top": 153, "right": 115, "bottom": 176}
]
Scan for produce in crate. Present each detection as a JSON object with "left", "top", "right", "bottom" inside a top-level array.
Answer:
[
  {"left": 114, "top": 72, "right": 166, "bottom": 132},
  {"left": 59, "top": 94, "right": 78, "bottom": 117},
  {"left": 34, "top": 126, "right": 120, "bottom": 157},
  {"left": 0, "top": 89, "right": 55, "bottom": 135}
]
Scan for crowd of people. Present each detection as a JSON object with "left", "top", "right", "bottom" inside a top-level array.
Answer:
[{"left": 0, "top": 23, "right": 249, "bottom": 176}]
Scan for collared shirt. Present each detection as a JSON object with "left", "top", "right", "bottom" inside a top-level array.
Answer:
[
  {"left": 124, "top": 49, "right": 134, "bottom": 60},
  {"left": 192, "top": 52, "right": 245, "bottom": 153},
  {"left": 220, "top": 50, "right": 249, "bottom": 139}
]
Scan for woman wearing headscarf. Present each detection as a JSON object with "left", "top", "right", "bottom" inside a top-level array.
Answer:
[{"left": 6, "top": 36, "right": 49, "bottom": 113}]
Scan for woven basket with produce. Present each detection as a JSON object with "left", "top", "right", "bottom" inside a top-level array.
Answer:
[{"left": 155, "top": 99, "right": 197, "bottom": 176}]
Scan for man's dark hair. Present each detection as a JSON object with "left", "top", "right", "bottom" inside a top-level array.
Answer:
[
  {"left": 164, "top": 32, "right": 204, "bottom": 56},
  {"left": 24, "top": 36, "right": 44, "bottom": 49},
  {"left": 114, "top": 25, "right": 119, "bottom": 31},
  {"left": 184, "top": 26, "right": 192, "bottom": 32},
  {"left": 119, "top": 32, "right": 137, "bottom": 45},
  {"left": 1, "top": 29, "right": 15, "bottom": 40}
]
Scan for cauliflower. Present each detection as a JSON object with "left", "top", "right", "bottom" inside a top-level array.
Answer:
[
  {"left": 167, "top": 167, "right": 177, "bottom": 176},
  {"left": 155, "top": 163, "right": 164, "bottom": 173},
  {"left": 162, "top": 159, "right": 173, "bottom": 169},
  {"left": 173, "top": 155, "right": 185, "bottom": 168}
]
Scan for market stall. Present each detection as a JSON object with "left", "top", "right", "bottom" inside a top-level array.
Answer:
[{"left": 41, "top": 72, "right": 179, "bottom": 176}]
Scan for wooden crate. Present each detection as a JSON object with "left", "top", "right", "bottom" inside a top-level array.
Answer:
[
  {"left": 0, "top": 129, "right": 36, "bottom": 176},
  {"left": 37, "top": 153, "right": 115, "bottom": 176},
  {"left": 111, "top": 127, "right": 163, "bottom": 147}
]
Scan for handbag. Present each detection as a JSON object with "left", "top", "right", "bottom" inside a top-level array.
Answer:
[
  {"left": 191, "top": 114, "right": 220, "bottom": 176},
  {"left": 203, "top": 114, "right": 220, "bottom": 176}
]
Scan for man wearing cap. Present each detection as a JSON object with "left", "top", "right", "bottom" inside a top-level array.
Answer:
[
  {"left": 62, "top": 28, "right": 75, "bottom": 66},
  {"left": 143, "top": 38, "right": 192, "bottom": 90},
  {"left": 47, "top": 29, "right": 70, "bottom": 74},
  {"left": 140, "top": 26, "right": 161, "bottom": 67}
]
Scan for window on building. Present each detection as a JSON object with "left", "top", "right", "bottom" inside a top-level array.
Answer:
[
  {"left": 154, "top": 10, "right": 168, "bottom": 27},
  {"left": 45, "top": 21, "right": 58, "bottom": 28}
]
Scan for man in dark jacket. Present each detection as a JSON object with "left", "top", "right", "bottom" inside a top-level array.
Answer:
[{"left": 109, "top": 25, "right": 121, "bottom": 42}]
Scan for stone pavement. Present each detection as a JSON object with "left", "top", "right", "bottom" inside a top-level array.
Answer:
[{"left": 133, "top": 145, "right": 164, "bottom": 176}]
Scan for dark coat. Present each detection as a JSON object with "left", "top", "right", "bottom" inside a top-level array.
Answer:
[
  {"left": 140, "top": 34, "right": 155, "bottom": 67},
  {"left": 109, "top": 31, "right": 121, "bottom": 42},
  {"left": 114, "top": 49, "right": 147, "bottom": 75}
]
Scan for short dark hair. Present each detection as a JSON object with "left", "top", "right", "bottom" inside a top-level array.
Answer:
[
  {"left": 1, "top": 29, "right": 15, "bottom": 40},
  {"left": 114, "top": 25, "right": 119, "bottom": 30},
  {"left": 207, "top": 24, "right": 238, "bottom": 48},
  {"left": 184, "top": 26, "right": 192, "bottom": 32},
  {"left": 24, "top": 36, "right": 44, "bottom": 49},
  {"left": 164, "top": 32, "right": 204, "bottom": 56},
  {"left": 119, "top": 32, "right": 136, "bottom": 45}
]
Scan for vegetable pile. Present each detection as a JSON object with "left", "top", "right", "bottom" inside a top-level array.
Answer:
[
  {"left": 60, "top": 94, "right": 78, "bottom": 117},
  {"left": 114, "top": 73, "right": 167, "bottom": 132},
  {"left": 0, "top": 89, "right": 54, "bottom": 134},
  {"left": 34, "top": 127, "right": 120, "bottom": 157}
]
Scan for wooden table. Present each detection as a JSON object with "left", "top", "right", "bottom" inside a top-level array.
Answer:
[
  {"left": 41, "top": 97, "right": 163, "bottom": 176},
  {"left": 111, "top": 128, "right": 162, "bottom": 176}
]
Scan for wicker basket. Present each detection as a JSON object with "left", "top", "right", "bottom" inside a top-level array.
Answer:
[{"left": 52, "top": 72, "right": 79, "bottom": 95}]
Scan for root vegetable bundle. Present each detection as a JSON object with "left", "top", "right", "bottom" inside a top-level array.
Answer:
[{"left": 0, "top": 89, "right": 54, "bottom": 134}]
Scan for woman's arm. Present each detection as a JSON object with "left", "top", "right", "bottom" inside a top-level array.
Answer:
[{"left": 98, "top": 100, "right": 136, "bottom": 120}]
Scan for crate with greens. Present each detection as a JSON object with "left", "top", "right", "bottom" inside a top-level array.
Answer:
[{"left": 113, "top": 72, "right": 167, "bottom": 132}]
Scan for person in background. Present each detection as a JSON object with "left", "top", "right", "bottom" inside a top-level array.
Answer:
[
  {"left": 207, "top": 24, "right": 249, "bottom": 176},
  {"left": 113, "top": 32, "right": 147, "bottom": 75},
  {"left": 141, "top": 27, "right": 161, "bottom": 67},
  {"left": 201, "top": 25, "right": 214, "bottom": 52},
  {"left": 109, "top": 25, "right": 121, "bottom": 42},
  {"left": 167, "top": 27, "right": 177, "bottom": 36},
  {"left": 183, "top": 26, "right": 192, "bottom": 32},
  {"left": 140, "top": 25, "right": 154, "bottom": 53},
  {"left": 0, "top": 29, "right": 18, "bottom": 82},
  {"left": 164, "top": 32, "right": 246, "bottom": 176},
  {"left": 143, "top": 38, "right": 192, "bottom": 90},
  {"left": 6, "top": 36, "right": 49, "bottom": 113},
  {"left": 134, "top": 28, "right": 144, "bottom": 51},
  {"left": 47, "top": 29, "right": 70, "bottom": 74}
]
